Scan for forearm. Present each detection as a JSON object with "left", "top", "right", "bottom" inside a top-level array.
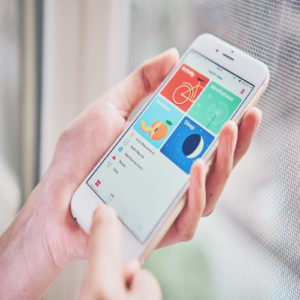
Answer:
[{"left": 0, "top": 184, "right": 62, "bottom": 299}]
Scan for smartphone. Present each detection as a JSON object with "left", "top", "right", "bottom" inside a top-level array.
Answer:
[{"left": 71, "top": 33, "right": 269, "bottom": 263}]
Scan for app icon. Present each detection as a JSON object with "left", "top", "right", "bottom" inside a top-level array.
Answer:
[
  {"left": 188, "top": 82, "right": 241, "bottom": 134},
  {"left": 95, "top": 179, "right": 101, "bottom": 187},
  {"left": 182, "top": 134, "right": 204, "bottom": 158},
  {"left": 133, "top": 96, "right": 183, "bottom": 148},
  {"left": 140, "top": 120, "right": 172, "bottom": 141},
  {"left": 161, "top": 64, "right": 209, "bottom": 112},
  {"left": 161, "top": 117, "right": 214, "bottom": 174}
]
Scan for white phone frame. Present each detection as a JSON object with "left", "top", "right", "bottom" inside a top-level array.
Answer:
[{"left": 71, "top": 33, "right": 270, "bottom": 263}]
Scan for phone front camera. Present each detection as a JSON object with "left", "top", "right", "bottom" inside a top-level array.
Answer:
[{"left": 216, "top": 49, "right": 219, "bottom": 52}]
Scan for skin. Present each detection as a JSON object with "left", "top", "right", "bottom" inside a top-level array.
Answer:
[
  {"left": 80, "top": 205, "right": 162, "bottom": 300},
  {"left": 0, "top": 48, "right": 262, "bottom": 299}
]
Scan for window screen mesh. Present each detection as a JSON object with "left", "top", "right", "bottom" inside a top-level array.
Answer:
[{"left": 130, "top": 0, "right": 300, "bottom": 299}]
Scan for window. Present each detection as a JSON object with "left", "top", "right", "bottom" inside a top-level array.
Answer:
[{"left": 130, "top": 1, "right": 300, "bottom": 299}]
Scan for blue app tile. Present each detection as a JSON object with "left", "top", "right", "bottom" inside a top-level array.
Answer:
[
  {"left": 161, "top": 117, "right": 215, "bottom": 174},
  {"left": 133, "top": 96, "right": 183, "bottom": 148}
]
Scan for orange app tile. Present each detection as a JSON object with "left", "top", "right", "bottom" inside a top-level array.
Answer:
[{"left": 161, "top": 64, "right": 209, "bottom": 112}]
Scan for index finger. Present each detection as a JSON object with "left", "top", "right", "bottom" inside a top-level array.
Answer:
[
  {"left": 233, "top": 106, "right": 262, "bottom": 167},
  {"left": 87, "top": 205, "right": 124, "bottom": 298}
]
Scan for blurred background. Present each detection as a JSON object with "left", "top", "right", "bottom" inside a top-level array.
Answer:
[{"left": 0, "top": 0, "right": 300, "bottom": 299}]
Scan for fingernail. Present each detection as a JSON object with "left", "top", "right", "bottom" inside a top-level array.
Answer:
[
  {"left": 228, "top": 122, "right": 238, "bottom": 154},
  {"left": 166, "top": 47, "right": 179, "bottom": 56},
  {"left": 127, "top": 259, "right": 141, "bottom": 271},
  {"left": 231, "top": 136, "right": 237, "bottom": 155},
  {"left": 256, "top": 109, "right": 263, "bottom": 130},
  {"left": 197, "top": 159, "right": 206, "bottom": 188},
  {"left": 226, "top": 120, "right": 236, "bottom": 127}
]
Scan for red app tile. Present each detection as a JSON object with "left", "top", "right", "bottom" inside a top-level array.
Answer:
[{"left": 161, "top": 64, "right": 209, "bottom": 112}]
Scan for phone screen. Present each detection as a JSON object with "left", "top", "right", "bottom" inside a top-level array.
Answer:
[{"left": 87, "top": 50, "right": 254, "bottom": 242}]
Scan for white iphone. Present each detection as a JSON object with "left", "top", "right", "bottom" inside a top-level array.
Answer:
[{"left": 71, "top": 33, "right": 269, "bottom": 263}]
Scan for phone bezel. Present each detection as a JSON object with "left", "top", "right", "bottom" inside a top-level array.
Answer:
[{"left": 71, "top": 33, "right": 270, "bottom": 263}]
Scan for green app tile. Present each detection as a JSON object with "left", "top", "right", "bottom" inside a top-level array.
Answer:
[{"left": 188, "top": 82, "right": 241, "bottom": 134}]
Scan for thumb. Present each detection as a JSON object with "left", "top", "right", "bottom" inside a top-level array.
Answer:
[
  {"left": 104, "top": 47, "right": 179, "bottom": 117},
  {"left": 82, "top": 205, "right": 124, "bottom": 299},
  {"left": 130, "top": 269, "right": 162, "bottom": 300},
  {"left": 123, "top": 259, "right": 141, "bottom": 287}
]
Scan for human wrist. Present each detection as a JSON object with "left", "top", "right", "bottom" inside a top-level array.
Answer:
[
  {"left": 0, "top": 210, "right": 61, "bottom": 300},
  {"left": 0, "top": 171, "right": 67, "bottom": 299}
]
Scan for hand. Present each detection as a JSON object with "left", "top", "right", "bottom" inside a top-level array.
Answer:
[
  {"left": 0, "top": 48, "right": 262, "bottom": 299},
  {"left": 80, "top": 205, "right": 161, "bottom": 300},
  {"left": 46, "top": 47, "right": 261, "bottom": 254},
  {"left": 159, "top": 106, "right": 262, "bottom": 247}
]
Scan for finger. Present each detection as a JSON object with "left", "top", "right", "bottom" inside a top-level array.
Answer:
[
  {"left": 124, "top": 259, "right": 141, "bottom": 288},
  {"left": 203, "top": 121, "right": 238, "bottom": 217},
  {"left": 174, "top": 159, "right": 206, "bottom": 241},
  {"left": 158, "top": 159, "right": 206, "bottom": 246},
  {"left": 103, "top": 48, "right": 179, "bottom": 118},
  {"left": 233, "top": 107, "right": 262, "bottom": 167},
  {"left": 130, "top": 269, "right": 162, "bottom": 300},
  {"left": 87, "top": 205, "right": 124, "bottom": 299}
]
